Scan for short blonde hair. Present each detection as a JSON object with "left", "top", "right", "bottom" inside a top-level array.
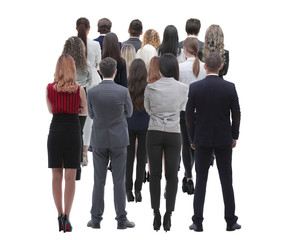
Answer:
[{"left": 54, "top": 54, "right": 78, "bottom": 93}]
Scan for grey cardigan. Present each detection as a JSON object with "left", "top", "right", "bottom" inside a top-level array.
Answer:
[{"left": 144, "top": 77, "right": 188, "bottom": 133}]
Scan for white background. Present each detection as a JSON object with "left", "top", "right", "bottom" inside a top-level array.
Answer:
[{"left": 1, "top": 0, "right": 284, "bottom": 239}]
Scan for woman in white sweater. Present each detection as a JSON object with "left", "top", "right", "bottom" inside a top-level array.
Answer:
[
  {"left": 76, "top": 17, "right": 101, "bottom": 166},
  {"left": 179, "top": 37, "right": 206, "bottom": 195}
]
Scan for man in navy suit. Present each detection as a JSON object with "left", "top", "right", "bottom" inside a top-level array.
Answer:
[
  {"left": 94, "top": 18, "right": 122, "bottom": 52},
  {"left": 86, "top": 57, "right": 134, "bottom": 230},
  {"left": 186, "top": 52, "right": 241, "bottom": 232}
]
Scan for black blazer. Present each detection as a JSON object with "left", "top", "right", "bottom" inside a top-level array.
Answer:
[{"left": 185, "top": 75, "right": 240, "bottom": 147}]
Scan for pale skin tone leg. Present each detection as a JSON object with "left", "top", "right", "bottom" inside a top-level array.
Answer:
[{"left": 52, "top": 168, "right": 77, "bottom": 218}]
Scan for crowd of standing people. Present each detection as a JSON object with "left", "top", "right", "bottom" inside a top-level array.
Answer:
[{"left": 46, "top": 17, "right": 241, "bottom": 233}]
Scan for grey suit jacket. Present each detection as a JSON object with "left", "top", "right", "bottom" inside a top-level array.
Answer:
[
  {"left": 87, "top": 80, "right": 133, "bottom": 148},
  {"left": 122, "top": 38, "right": 142, "bottom": 52}
]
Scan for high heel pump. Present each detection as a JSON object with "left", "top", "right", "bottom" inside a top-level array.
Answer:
[
  {"left": 62, "top": 214, "right": 72, "bottom": 233},
  {"left": 153, "top": 210, "right": 161, "bottom": 231},
  {"left": 163, "top": 211, "right": 172, "bottom": 232},
  {"left": 58, "top": 214, "right": 63, "bottom": 232}
]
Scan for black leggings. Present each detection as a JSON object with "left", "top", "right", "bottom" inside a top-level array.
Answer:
[
  {"left": 126, "top": 129, "right": 147, "bottom": 191},
  {"left": 146, "top": 130, "right": 181, "bottom": 212}
]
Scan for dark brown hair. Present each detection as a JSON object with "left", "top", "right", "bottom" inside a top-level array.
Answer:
[
  {"left": 97, "top": 18, "right": 112, "bottom": 34},
  {"left": 183, "top": 37, "right": 200, "bottom": 78},
  {"left": 76, "top": 17, "right": 90, "bottom": 56},
  {"left": 148, "top": 56, "right": 161, "bottom": 83},
  {"left": 185, "top": 18, "right": 201, "bottom": 35},
  {"left": 128, "top": 59, "right": 148, "bottom": 111},
  {"left": 102, "top": 32, "right": 123, "bottom": 63},
  {"left": 129, "top": 19, "right": 143, "bottom": 37}
]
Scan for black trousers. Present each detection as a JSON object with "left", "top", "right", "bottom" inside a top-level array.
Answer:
[
  {"left": 180, "top": 111, "right": 194, "bottom": 178},
  {"left": 192, "top": 145, "right": 238, "bottom": 226},
  {"left": 146, "top": 130, "right": 181, "bottom": 212},
  {"left": 126, "top": 129, "right": 147, "bottom": 192}
]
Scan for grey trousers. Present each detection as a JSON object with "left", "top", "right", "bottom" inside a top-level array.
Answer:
[{"left": 91, "top": 147, "right": 127, "bottom": 222}]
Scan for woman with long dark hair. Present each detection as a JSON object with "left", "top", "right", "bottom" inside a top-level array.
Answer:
[
  {"left": 158, "top": 25, "right": 185, "bottom": 63},
  {"left": 126, "top": 59, "right": 149, "bottom": 202},
  {"left": 102, "top": 32, "right": 127, "bottom": 87},
  {"left": 144, "top": 54, "right": 188, "bottom": 231},
  {"left": 46, "top": 54, "right": 87, "bottom": 232}
]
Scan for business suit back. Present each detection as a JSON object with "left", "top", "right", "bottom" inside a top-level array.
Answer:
[
  {"left": 186, "top": 75, "right": 240, "bottom": 147},
  {"left": 122, "top": 38, "right": 142, "bottom": 52},
  {"left": 87, "top": 80, "right": 133, "bottom": 148}
]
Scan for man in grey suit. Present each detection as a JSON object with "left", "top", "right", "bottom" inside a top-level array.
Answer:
[
  {"left": 87, "top": 57, "right": 135, "bottom": 229},
  {"left": 122, "top": 19, "right": 143, "bottom": 52}
]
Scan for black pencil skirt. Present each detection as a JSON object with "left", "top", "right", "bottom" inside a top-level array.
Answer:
[{"left": 47, "top": 114, "right": 81, "bottom": 169}]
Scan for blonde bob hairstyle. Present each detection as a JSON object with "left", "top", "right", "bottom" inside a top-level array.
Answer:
[{"left": 54, "top": 54, "right": 78, "bottom": 93}]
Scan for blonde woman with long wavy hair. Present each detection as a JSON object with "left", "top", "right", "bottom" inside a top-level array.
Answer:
[
  {"left": 202, "top": 25, "right": 229, "bottom": 78},
  {"left": 46, "top": 54, "right": 87, "bottom": 232}
]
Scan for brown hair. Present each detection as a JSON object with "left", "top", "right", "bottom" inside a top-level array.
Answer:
[
  {"left": 147, "top": 56, "right": 161, "bottom": 83},
  {"left": 76, "top": 17, "right": 90, "bottom": 56},
  {"left": 183, "top": 37, "right": 200, "bottom": 78},
  {"left": 97, "top": 18, "right": 112, "bottom": 34},
  {"left": 54, "top": 54, "right": 78, "bottom": 93},
  {"left": 102, "top": 32, "right": 123, "bottom": 63},
  {"left": 128, "top": 59, "right": 148, "bottom": 111}
]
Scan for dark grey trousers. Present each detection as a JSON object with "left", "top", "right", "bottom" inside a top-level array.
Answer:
[{"left": 91, "top": 147, "right": 127, "bottom": 222}]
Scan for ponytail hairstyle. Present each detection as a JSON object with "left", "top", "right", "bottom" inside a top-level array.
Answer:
[
  {"left": 76, "top": 17, "right": 90, "bottom": 56},
  {"left": 183, "top": 37, "right": 200, "bottom": 78}
]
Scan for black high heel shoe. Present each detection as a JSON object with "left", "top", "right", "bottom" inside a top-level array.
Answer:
[
  {"left": 153, "top": 210, "right": 161, "bottom": 231},
  {"left": 58, "top": 214, "right": 63, "bottom": 232},
  {"left": 62, "top": 214, "right": 72, "bottom": 232},
  {"left": 135, "top": 191, "right": 142, "bottom": 202},
  {"left": 163, "top": 212, "right": 172, "bottom": 232}
]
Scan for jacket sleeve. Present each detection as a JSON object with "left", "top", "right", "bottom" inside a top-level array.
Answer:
[
  {"left": 185, "top": 85, "right": 195, "bottom": 143},
  {"left": 144, "top": 86, "right": 151, "bottom": 115},
  {"left": 124, "top": 90, "right": 133, "bottom": 118},
  {"left": 87, "top": 90, "right": 94, "bottom": 119},
  {"left": 230, "top": 84, "right": 241, "bottom": 140}
]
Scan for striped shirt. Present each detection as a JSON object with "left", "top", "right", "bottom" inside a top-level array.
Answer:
[{"left": 47, "top": 83, "right": 81, "bottom": 114}]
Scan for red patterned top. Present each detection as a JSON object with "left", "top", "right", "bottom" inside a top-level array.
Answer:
[{"left": 47, "top": 83, "right": 81, "bottom": 114}]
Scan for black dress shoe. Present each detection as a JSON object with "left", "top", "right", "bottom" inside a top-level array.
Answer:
[
  {"left": 189, "top": 223, "right": 203, "bottom": 232},
  {"left": 186, "top": 179, "right": 195, "bottom": 195},
  {"left": 126, "top": 191, "right": 134, "bottom": 202},
  {"left": 226, "top": 223, "right": 241, "bottom": 231},
  {"left": 117, "top": 219, "right": 135, "bottom": 229},
  {"left": 135, "top": 191, "right": 142, "bottom": 202},
  {"left": 87, "top": 219, "right": 101, "bottom": 229}
]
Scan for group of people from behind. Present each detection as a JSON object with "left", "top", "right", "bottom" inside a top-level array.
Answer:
[{"left": 46, "top": 16, "right": 240, "bottom": 233}]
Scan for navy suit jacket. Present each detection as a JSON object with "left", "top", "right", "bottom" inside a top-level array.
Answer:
[{"left": 185, "top": 75, "right": 240, "bottom": 147}]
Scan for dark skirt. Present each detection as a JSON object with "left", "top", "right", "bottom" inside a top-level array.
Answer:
[{"left": 47, "top": 114, "right": 81, "bottom": 169}]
